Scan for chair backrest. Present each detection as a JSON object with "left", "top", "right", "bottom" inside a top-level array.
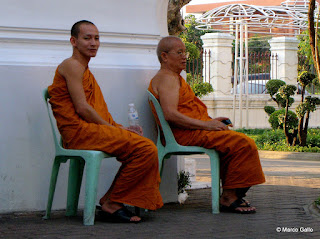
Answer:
[
  {"left": 42, "top": 88, "right": 63, "bottom": 150},
  {"left": 147, "top": 90, "right": 179, "bottom": 147}
]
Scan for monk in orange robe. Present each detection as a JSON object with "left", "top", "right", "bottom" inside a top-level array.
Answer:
[
  {"left": 149, "top": 36, "right": 265, "bottom": 214},
  {"left": 48, "top": 20, "right": 163, "bottom": 223}
]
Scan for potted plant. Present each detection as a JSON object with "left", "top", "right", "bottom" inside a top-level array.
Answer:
[{"left": 177, "top": 170, "right": 192, "bottom": 204}]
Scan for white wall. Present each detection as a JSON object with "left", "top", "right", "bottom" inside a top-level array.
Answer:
[{"left": 0, "top": 0, "right": 177, "bottom": 213}]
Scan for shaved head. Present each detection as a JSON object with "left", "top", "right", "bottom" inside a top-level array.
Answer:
[
  {"left": 71, "top": 20, "right": 95, "bottom": 38},
  {"left": 156, "top": 36, "right": 183, "bottom": 63}
]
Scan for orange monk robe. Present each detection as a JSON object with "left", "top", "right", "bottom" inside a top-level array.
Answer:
[
  {"left": 148, "top": 76, "right": 265, "bottom": 189},
  {"left": 48, "top": 67, "right": 163, "bottom": 210}
]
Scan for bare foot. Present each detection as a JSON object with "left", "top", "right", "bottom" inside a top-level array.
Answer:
[{"left": 129, "top": 215, "right": 141, "bottom": 222}]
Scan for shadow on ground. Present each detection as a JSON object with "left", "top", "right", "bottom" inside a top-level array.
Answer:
[{"left": 1, "top": 184, "right": 319, "bottom": 239}]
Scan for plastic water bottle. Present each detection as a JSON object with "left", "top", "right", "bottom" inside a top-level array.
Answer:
[{"left": 128, "top": 103, "right": 140, "bottom": 126}]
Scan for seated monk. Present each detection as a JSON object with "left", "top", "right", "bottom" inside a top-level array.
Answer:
[
  {"left": 48, "top": 20, "right": 163, "bottom": 223},
  {"left": 148, "top": 36, "right": 265, "bottom": 214}
]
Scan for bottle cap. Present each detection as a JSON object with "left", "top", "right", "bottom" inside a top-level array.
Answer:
[{"left": 129, "top": 103, "right": 134, "bottom": 107}]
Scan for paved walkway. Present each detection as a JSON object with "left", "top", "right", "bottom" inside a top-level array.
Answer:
[{"left": 1, "top": 153, "right": 320, "bottom": 239}]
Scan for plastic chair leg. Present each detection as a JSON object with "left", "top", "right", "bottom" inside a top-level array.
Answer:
[
  {"left": 43, "top": 158, "right": 61, "bottom": 219},
  {"left": 209, "top": 153, "right": 220, "bottom": 214},
  {"left": 83, "top": 159, "right": 102, "bottom": 226},
  {"left": 158, "top": 156, "right": 165, "bottom": 176},
  {"left": 66, "top": 158, "right": 85, "bottom": 216},
  {"left": 158, "top": 151, "right": 171, "bottom": 177}
]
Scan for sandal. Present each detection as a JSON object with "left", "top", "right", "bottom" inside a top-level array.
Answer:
[
  {"left": 220, "top": 198, "right": 256, "bottom": 214},
  {"left": 96, "top": 206, "right": 141, "bottom": 223}
]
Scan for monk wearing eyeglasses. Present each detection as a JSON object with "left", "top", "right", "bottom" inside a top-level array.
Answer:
[{"left": 148, "top": 36, "right": 265, "bottom": 214}]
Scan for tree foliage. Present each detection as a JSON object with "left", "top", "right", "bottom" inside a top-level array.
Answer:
[
  {"left": 184, "top": 41, "right": 200, "bottom": 60},
  {"left": 265, "top": 79, "right": 293, "bottom": 108},
  {"left": 248, "top": 35, "right": 271, "bottom": 54},
  {"left": 279, "top": 85, "right": 297, "bottom": 99},
  {"left": 265, "top": 80, "right": 298, "bottom": 145},
  {"left": 264, "top": 106, "right": 276, "bottom": 116},
  {"left": 192, "top": 82, "right": 214, "bottom": 98},
  {"left": 296, "top": 71, "right": 320, "bottom": 145},
  {"left": 298, "top": 71, "right": 316, "bottom": 87},
  {"left": 269, "top": 109, "right": 298, "bottom": 130},
  {"left": 297, "top": 30, "right": 320, "bottom": 72},
  {"left": 180, "top": 15, "right": 213, "bottom": 98},
  {"left": 266, "top": 79, "right": 286, "bottom": 96},
  {"left": 179, "top": 15, "right": 208, "bottom": 50},
  {"left": 186, "top": 73, "right": 213, "bottom": 98},
  {"left": 264, "top": 78, "right": 320, "bottom": 146}
]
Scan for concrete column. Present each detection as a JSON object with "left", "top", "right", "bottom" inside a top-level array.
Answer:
[
  {"left": 201, "top": 33, "right": 234, "bottom": 96},
  {"left": 269, "top": 37, "right": 299, "bottom": 85}
]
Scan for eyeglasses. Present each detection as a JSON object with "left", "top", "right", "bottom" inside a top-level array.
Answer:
[{"left": 164, "top": 51, "right": 189, "bottom": 58}]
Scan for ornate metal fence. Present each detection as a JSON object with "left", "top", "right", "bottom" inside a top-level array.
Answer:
[
  {"left": 232, "top": 51, "right": 277, "bottom": 94},
  {"left": 186, "top": 50, "right": 279, "bottom": 95},
  {"left": 186, "top": 49, "right": 211, "bottom": 85}
]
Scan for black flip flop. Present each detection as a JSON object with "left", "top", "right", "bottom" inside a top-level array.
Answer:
[
  {"left": 96, "top": 206, "right": 141, "bottom": 223},
  {"left": 220, "top": 198, "right": 256, "bottom": 214}
]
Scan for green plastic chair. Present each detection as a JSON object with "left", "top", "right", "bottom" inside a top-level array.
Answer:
[
  {"left": 147, "top": 90, "right": 220, "bottom": 214},
  {"left": 42, "top": 88, "right": 112, "bottom": 226}
]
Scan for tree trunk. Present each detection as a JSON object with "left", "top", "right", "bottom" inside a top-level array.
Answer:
[
  {"left": 300, "top": 111, "right": 311, "bottom": 146},
  {"left": 167, "top": 0, "right": 192, "bottom": 36},
  {"left": 308, "top": 0, "right": 320, "bottom": 84},
  {"left": 298, "top": 115, "right": 304, "bottom": 146},
  {"left": 283, "top": 99, "right": 292, "bottom": 145}
]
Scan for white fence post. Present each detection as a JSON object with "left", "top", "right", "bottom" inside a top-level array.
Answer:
[
  {"left": 201, "top": 33, "right": 234, "bottom": 96},
  {"left": 269, "top": 37, "right": 299, "bottom": 85}
]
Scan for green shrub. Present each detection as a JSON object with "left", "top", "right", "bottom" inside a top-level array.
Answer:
[
  {"left": 275, "top": 93, "right": 294, "bottom": 108},
  {"left": 269, "top": 109, "right": 298, "bottom": 130},
  {"left": 255, "top": 129, "right": 286, "bottom": 147},
  {"left": 266, "top": 79, "right": 286, "bottom": 96},
  {"left": 264, "top": 106, "right": 275, "bottom": 116},
  {"left": 296, "top": 96, "right": 320, "bottom": 118},
  {"left": 186, "top": 73, "right": 214, "bottom": 98},
  {"left": 192, "top": 82, "right": 213, "bottom": 98},
  {"left": 186, "top": 73, "right": 193, "bottom": 85},
  {"left": 298, "top": 71, "right": 316, "bottom": 87},
  {"left": 177, "top": 171, "right": 191, "bottom": 193},
  {"left": 258, "top": 143, "right": 320, "bottom": 152},
  {"left": 236, "top": 128, "right": 320, "bottom": 152},
  {"left": 306, "top": 129, "right": 320, "bottom": 147},
  {"left": 186, "top": 73, "right": 202, "bottom": 85},
  {"left": 279, "top": 85, "right": 297, "bottom": 98},
  {"left": 185, "top": 42, "right": 200, "bottom": 60},
  {"left": 235, "top": 128, "right": 266, "bottom": 135}
]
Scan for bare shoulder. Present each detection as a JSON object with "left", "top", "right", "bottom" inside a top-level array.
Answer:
[
  {"left": 151, "top": 70, "right": 180, "bottom": 95},
  {"left": 58, "top": 58, "right": 85, "bottom": 79}
]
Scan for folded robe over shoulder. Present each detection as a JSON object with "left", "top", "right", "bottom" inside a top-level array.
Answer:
[
  {"left": 148, "top": 76, "right": 265, "bottom": 189},
  {"left": 48, "top": 67, "right": 163, "bottom": 210}
]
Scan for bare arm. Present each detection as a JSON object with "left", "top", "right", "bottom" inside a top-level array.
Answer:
[
  {"left": 59, "top": 59, "right": 113, "bottom": 126},
  {"left": 155, "top": 74, "right": 229, "bottom": 131},
  {"left": 59, "top": 59, "right": 143, "bottom": 136}
]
